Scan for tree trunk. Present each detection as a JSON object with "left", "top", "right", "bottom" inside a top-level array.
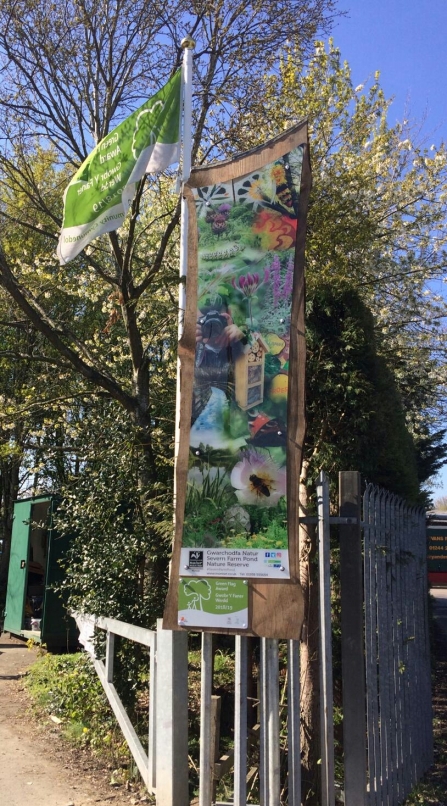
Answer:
[
  {"left": 0, "top": 456, "right": 21, "bottom": 591},
  {"left": 133, "top": 402, "right": 171, "bottom": 611},
  {"left": 299, "top": 463, "right": 320, "bottom": 804}
]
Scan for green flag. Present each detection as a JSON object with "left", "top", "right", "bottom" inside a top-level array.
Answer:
[{"left": 57, "top": 71, "right": 182, "bottom": 264}]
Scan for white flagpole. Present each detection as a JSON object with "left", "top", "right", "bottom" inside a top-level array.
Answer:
[
  {"left": 178, "top": 36, "right": 195, "bottom": 335},
  {"left": 174, "top": 36, "right": 195, "bottom": 539}
]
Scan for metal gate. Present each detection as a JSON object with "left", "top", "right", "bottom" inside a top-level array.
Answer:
[
  {"left": 85, "top": 471, "right": 433, "bottom": 806},
  {"left": 362, "top": 484, "right": 433, "bottom": 804}
]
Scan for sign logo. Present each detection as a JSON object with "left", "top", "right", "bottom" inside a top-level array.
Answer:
[
  {"left": 264, "top": 551, "right": 282, "bottom": 568},
  {"left": 189, "top": 550, "right": 204, "bottom": 569}
]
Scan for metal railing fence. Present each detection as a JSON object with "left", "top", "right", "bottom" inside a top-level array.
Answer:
[
  {"left": 84, "top": 472, "right": 433, "bottom": 806},
  {"left": 363, "top": 485, "right": 433, "bottom": 806},
  {"left": 91, "top": 616, "right": 189, "bottom": 806}
]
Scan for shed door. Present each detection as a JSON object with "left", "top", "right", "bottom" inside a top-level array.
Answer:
[
  {"left": 4, "top": 500, "right": 32, "bottom": 633},
  {"left": 42, "top": 500, "right": 77, "bottom": 645}
]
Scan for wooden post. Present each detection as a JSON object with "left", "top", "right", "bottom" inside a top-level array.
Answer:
[{"left": 339, "top": 472, "right": 367, "bottom": 806}]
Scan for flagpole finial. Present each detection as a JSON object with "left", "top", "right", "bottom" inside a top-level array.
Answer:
[{"left": 181, "top": 35, "right": 196, "bottom": 50}]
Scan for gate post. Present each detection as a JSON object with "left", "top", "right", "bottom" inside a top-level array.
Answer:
[
  {"left": 317, "top": 471, "right": 335, "bottom": 806},
  {"left": 155, "top": 621, "right": 189, "bottom": 806},
  {"left": 339, "top": 472, "right": 367, "bottom": 805}
]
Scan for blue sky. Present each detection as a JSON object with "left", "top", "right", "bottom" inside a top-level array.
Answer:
[
  {"left": 330, "top": 1, "right": 447, "bottom": 499},
  {"left": 332, "top": 1, "right": 447, "bottom": 144}
]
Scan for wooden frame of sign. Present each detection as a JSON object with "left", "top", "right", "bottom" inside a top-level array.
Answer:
[{"left": 163, "top": 121, "right": 311, "bottom": 639}]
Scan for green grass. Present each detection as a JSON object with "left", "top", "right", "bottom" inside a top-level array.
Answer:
[{"left": 25, "top": 652, "right": 130, "bottom": 769}]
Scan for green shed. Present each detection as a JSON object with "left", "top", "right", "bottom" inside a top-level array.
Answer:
[{"left": 4, "top": 494, "right": 77, "bottom": 649}]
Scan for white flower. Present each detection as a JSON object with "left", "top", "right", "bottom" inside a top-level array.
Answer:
[
  {"left": 230, "top": 450, "right": 286, "bottom": 508},
  {"left": 233, "top": 170, "right": 272, "bottom": 210}
]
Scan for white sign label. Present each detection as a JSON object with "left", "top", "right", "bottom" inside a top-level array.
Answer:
[{"left": 180, "top": 548, "right": 290, "bottom": 579}]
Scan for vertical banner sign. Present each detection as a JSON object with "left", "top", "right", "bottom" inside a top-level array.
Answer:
[
  {"left": 164, "top": 122, "right": 311, "bottom": 638},
  {"left": 183, "top": 150, "right": 303, "bottom": 579}
]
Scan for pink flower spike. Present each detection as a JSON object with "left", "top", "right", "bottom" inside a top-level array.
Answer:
[{"left": 283, "top": 258, "right": 294, "bottom": 298}]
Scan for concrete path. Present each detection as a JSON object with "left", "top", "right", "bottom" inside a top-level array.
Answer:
[{"left": 0, "top": 633, "right": 133, "bottom": 806}]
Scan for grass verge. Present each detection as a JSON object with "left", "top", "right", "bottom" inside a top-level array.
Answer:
[{"left": 24, "top": 651, "right": 135, "bottom": 784}]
